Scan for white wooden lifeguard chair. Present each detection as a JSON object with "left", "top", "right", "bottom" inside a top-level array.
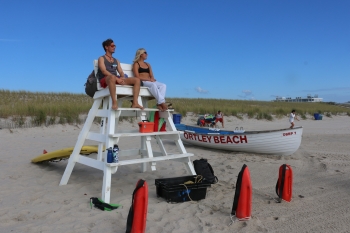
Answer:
[{"left": 59, "top": 61, "right": 195, "bottom": 203}]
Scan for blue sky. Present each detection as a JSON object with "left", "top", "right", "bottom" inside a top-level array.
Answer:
[{"left": 1, "top": 0, "right": 349, "bottom": 103}]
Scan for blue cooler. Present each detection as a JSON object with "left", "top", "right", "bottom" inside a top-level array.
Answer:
[
  {"left": 314, "top": 113, "right": 319, "bottom": 120},
  {"left": 173, "top": 114, "right": 182, "bottom": 124}
]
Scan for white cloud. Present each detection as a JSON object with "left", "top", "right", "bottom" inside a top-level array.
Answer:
[
  {"left": 238, "top": 90, "right": 254, "bottom": 99},
  {"left": 195, "top": 87, "right": 209, "bottom": 94},
  {"left": 242, "top": 90, "right": 252, "bottom": 95}
]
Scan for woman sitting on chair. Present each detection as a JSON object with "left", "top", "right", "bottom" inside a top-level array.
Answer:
[{"left": 132, "top": 48, "right": 168, "bottom": 111}]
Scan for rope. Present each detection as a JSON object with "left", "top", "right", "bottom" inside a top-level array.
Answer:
[{"left": 179, "top": 175, "right": 204, "bottom": 202}]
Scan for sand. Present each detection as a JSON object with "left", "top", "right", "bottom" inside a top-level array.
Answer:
[{"left": 1, "top": 115, "right": 350, "bottom": 233}]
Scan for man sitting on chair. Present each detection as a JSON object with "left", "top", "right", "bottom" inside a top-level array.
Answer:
[
  {"left": 215, "top": 110, "right": 224, "bottom": 128},
  {"left": 96, "top": 38, "right": 144, "bottom": 110}
]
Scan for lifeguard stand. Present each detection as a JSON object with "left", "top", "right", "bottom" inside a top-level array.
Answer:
[{"left": 59, "top": 63, "right": 195, "bottom": 203}]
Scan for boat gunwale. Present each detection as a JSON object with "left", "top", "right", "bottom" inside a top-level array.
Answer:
[{"left": 178, "top": 125, "right": 303, "bottom": 135}]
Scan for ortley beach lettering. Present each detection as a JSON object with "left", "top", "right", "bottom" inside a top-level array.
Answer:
[{"left": 183, "top": 132, "right": 248, "bottom": 144}]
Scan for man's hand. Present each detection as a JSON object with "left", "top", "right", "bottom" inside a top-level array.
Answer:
[{"left": 116, "top": 77, "right": 125, "bottom": 85}]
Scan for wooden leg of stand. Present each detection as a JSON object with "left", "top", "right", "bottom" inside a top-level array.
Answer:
[
  {"left": 102, "top": 165, "right": 118, "bottom": 203},
  {"left": 60, "top": 99, "right": 102, "bottom": 185}
]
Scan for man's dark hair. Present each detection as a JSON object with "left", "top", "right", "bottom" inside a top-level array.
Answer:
[
  {"left": 292, "top": 109, "right": 296, "bottom": 113},
  {"left": 102, "top": 39, "right": 114, "bottom": 51}
]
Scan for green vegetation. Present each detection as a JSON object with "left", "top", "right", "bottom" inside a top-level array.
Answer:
[
  {"left": 1, "top": 90, "right": 349, "bottom": 127},
  {"left": 167, "top": 97, "right": 350, "bottom": 119}
]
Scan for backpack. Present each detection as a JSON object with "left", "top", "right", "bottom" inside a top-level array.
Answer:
[
  {"left": 193, "top": 159, "right": 218, "bottom": 184},
  {"left": 85, "top": 70, "right": 98, "bottom": 97}
]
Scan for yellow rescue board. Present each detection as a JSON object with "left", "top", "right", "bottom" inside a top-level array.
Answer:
[{"left": 31, "top": 145, "right": 102, "bottom": 163}]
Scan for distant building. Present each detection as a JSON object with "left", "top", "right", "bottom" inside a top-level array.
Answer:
[{"left": 274, "top": 94, "right": 323, "bottom": 102}]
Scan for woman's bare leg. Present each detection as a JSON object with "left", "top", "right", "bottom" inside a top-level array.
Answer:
[{"left": 124, "top": 78, "right": 144, "bottom": 109}]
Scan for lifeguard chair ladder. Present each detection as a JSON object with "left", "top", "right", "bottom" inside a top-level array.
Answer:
[{"left": 59, "top": 63, "right": 195, "bottom": 203}]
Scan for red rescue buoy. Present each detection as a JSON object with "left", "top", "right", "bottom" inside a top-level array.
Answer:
[
  {"left": 160, "top": 121, "right": 166, "bottom": 132},
  {"left": 153, "top": 111, "right": 159, "bottom": 132},
  {"left": 275, "top": 164, "right": 293, "bottom": 202},
  {"left": 231, "top": 164, "right": 252, "bottom": 221},
  {"left": 126, "top": 179, "right": 148, "bottom": 233},
  {"left": 153, "top": 111, "right": 166, "bottom": 132}
]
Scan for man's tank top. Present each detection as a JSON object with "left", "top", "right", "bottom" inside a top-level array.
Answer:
[{"left": 97, "top": 56, "right": 118, "bottom": 80}]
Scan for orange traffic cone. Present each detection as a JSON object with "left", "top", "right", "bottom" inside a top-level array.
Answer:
[
  {"left": 231, "top": 164, "right": 252, "bottom": 221},
  {"left": 43, "top": 149, "right": 47, "bottom": 154},
  {"left": 275, "top": 164, "right": 293, "bottom": 202}
]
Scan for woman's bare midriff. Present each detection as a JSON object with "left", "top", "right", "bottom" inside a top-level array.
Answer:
[{"left": 138, "top": 73, "right": 152, "bottom": 81}]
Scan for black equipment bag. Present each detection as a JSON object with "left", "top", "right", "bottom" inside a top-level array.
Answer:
[{"left": 193, "top": 159, "right": 218, "bottom": 184}]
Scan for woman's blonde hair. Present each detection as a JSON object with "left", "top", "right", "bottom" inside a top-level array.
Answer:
[{"left": 133, "top": 48, "right": 146, "bottom": 63}]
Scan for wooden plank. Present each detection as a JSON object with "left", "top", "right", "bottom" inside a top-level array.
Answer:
[
  {"left": 78, "top": 156, "right": 104, "bottom": 170},
  {"left": 110, "top": 131, "right": 180, "bottom": 138},
  {"left": 106, "top": 153, "right": 194, "bottom": 167},
  {"left": 86, "top": 132, "right": 105, "bottom": 143},
  {"left": 93, "top": 86, "right": 152, "bottom": 99}
]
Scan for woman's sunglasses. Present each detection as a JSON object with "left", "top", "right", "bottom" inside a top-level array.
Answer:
[{"left": 143, "top": 51, "right": 147, "bottom": 55}]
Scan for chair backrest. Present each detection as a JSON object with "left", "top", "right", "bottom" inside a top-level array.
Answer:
[
  {"left": 120, "top": 63, "right": 134, "bottom": 77},
  {"left": 93, "top": 60, "right": 134, "bottom": 90}
]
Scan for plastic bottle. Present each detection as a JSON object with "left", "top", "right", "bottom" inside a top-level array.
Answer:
[
  {"left": 107, "top": 147, "right": 114, "bottom": 163},
  {"left": 113, "top": 144, "right": 119, "bottom": 163}
]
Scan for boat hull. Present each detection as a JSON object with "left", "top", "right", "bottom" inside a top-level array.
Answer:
[{"left": 177, "top": 125, "right": 303, "bottom": 156}]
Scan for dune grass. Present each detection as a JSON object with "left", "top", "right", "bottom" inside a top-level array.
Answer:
[
  {"left": 167, "top": 97, "right": 350, "bottom": 119},
  {"left": 1, "top": 90, "right": 349, "bottom": 127}
]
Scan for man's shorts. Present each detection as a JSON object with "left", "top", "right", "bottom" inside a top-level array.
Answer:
[
  {"left": 100, "top": 76, "right": 121, "bottom": 88},
  {"left": 100, "top": 74, "right": 129, "bottom": 88},
  {"left": 215, "top": 118, "right": 223, "bottom": 123},
  {"left": 100, "top": 77, "right": 108, "bottom": 88}
]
